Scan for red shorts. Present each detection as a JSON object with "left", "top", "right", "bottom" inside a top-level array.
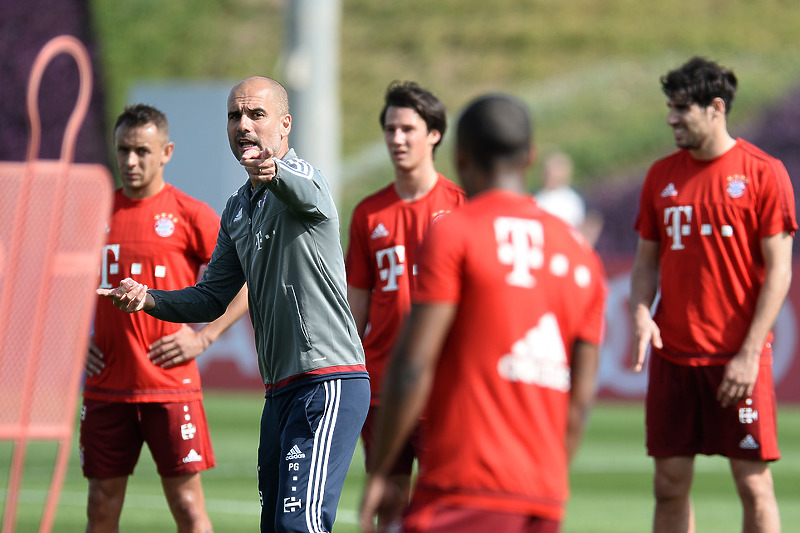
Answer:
[
  {"left": 79, "top": 399, "right": 216, "bottom": 478},
  {"left": 402, "top": 500, "right": 560, "bottom": 533},
  {"left": 646, "top": 354, "right": 779, "bottom": 460},
  {"left": 361, "top": 405, "right": 422, "bottom": 477}
]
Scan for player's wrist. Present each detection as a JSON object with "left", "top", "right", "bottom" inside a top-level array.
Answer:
[
  {"left": 630, "top": 304, "right": 653, "bottom": 323},
  {"left": 196, "top": 329, "right": 214, "bottom": 351},
  {"left": 737, "top": 341, "right": 763, "bottom": 361}
]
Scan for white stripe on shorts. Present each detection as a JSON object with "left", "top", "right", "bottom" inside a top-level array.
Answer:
[{"left": 305, "top": 379, "right": 342, "bottom": 532}]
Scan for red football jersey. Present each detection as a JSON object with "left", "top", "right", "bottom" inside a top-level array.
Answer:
[
  {"left": 411, "top": 190, "right": 607, "bottom": 520},
  {"left": 346, "top": 175, "right": 465, "bottom": 404},
  {"left": 86, "top": 184, "right": 220, "bottom": 403},
  {"left": 635, "top": 139, "right": 797, "bottom": 364}
]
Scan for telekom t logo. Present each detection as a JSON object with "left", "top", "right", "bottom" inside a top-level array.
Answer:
[
  {"left": 664, "top": 206, "right": 692, "bottom": 250},
  {"left": 99, "top": 244, "right": 120, "bottom": 289},
  {"left": 494, "top": 217, "right": 544, "bottom": 288},
  {"left": 376, "top": 245, "right": 405, "bottom": 292}
]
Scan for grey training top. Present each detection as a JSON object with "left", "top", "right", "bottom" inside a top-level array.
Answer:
[{"left": 148, "top": 149, "right": 367, "bottom": 391}]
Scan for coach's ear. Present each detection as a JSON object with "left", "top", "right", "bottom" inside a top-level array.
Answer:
[{"left": 280, "top": 113, "right": 292, "bottom": 139}]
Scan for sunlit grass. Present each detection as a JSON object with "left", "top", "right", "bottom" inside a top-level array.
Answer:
[{"left": 3, "top": 395, "right": 799, "bottom": 532}]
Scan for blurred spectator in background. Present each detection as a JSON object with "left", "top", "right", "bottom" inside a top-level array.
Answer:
[
  {"left": 536, "top": 151, "right": 584, "bottom": 227},
  {"left": 535, "top": 150, "right": 603, "bottom": 246}
]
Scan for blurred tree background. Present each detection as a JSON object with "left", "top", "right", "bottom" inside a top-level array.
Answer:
[{"left": 5, "top": 0, "right": 800, "bottom": 250}]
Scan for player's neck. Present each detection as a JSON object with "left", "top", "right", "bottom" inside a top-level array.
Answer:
[
  {"left": 495, "top": 172, "right": 528, "bottom": 195},
  {"left": 394, "top": 163, "right": 439, "bottom": 201},
  {"left": 690, "top": 131, "right": 736, "bottom": 161},
  {"left": 123, "top": 180, "right": 166, "bottom": 200}
]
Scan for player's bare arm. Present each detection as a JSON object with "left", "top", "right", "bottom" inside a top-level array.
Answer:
[
  {"left": 148, "top": 285, "right": 249, "bottom": 369},
  {"left": 360, "top": 302, "right": 457, "bottom": 533},
  {"left": 629, "top": 238, "right": 663, "bottom": 371},
  {"left": 567, "top": 340, "right": 600, "bottom": 462},
  {"left": 96, "top": 277, "right": 154, "bottom": 313},
  {"left": 347, "top": 285, "right": 371, "bottom": 339},
  {"left": 718, "top": 231, "right": 793, "bottom": 407}
]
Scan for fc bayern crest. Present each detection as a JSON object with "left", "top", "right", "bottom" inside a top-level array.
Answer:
[
  {"left": 726, "top": 175, "right": 748, "bottom": 199},
  {"left": 154, "top": 212, "right": 179, "bottom": 237}
]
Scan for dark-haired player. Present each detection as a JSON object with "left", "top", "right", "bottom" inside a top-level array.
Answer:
[
  {"left": 346, "top": 81, "right": 464, "bottom": 528},
  {"left": 361, "top": 93, "right": 606, "bottom": 533},
  {"left": 631, "top": 56, "right": 796, "bottom": 533}
]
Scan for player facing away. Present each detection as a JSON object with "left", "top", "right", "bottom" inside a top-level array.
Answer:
[
  {"left": 360, "top": 94, "right": 607, "bottom": 533},
  {"left": 630, "top": 57, "right": 796, "bottom": 533},
  {"left": 345, "top": 81, "right": 465, "bottom": 528},
  {"left": 98, "top": 77, "right": 369, "bottom": 533},
  {"left": 83, "top": 104, "right": 249, "bottom": 532}
]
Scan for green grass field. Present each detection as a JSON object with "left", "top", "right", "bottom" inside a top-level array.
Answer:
[{"left": 2, "top": 393, "right": 799, "bottom": 532}]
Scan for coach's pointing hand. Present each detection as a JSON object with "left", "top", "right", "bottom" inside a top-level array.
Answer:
[
  {"left": 241, "top": 146, "right": 277, "bottom": 186},
  {"left": 97, "top": 277, "right": 154, "bottom": 313}
]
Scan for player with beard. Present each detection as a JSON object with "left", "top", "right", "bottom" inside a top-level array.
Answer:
[{"left": 630, "top": 57, "right": 796, "bottom": 533}]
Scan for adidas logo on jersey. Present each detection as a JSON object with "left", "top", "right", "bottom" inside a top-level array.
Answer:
[
  {"left": 182, "top": 449, "right": 203, "bottom": 463},
  {"left": 739, "top": 434, "right": 760, "bottom": 450},
  {"left": 660, "top": 183, "right": 678, "bottom": 198},
  {"left": 285, "top": 445, "right": 306, "bottom": 460},
  {"left": 371, "top": 223, "right": 390, "bottom": 239}
]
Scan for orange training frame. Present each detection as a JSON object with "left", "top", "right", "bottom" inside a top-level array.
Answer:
[{"left": 0, "top": 35, "right": 112, "bottom": 533}]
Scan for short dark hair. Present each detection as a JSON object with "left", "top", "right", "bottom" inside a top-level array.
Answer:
[
  {"left": 456, "top": 93, "right": 532, "bottom": 172},
  {"left": 380, "top": 81, "right": 446, "bottom": 152},
  {"left": 113, "top": 103, "right": 169, "bottom": 138},
  {"left": 661, "top": 56, "right": 738, "bottom": 115}
]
